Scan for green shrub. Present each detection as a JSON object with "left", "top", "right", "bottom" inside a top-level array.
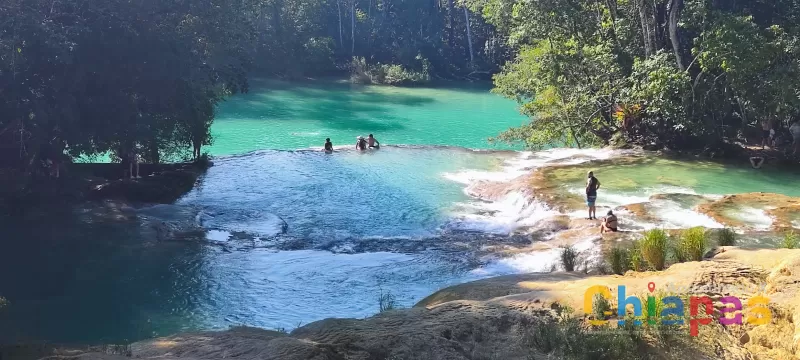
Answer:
[
  {"left": 524, "top": 316, "right": 642, "bottom": 360},
  {"left": 560, "top": 245, "right": 580, "bottom": 272},
  {"left": 671, "top": 242, "right": 686, "bottom": 263},
  {"left": 781, "top": 230, "right": 799, "bottom": 249},
  {"left": 378, "top": 290, "right": 398, "bottom": 312},
  {"left": 641, "top": 229, "right": 669, "bottom": 270},
  {"left": 592, "top": 293, "right": 612, "bottom": 321},
  {"left": 636, "top": 291, "right": 688, "bottom": 345},
  {"left": 677, "top": 227, "right": 707, "bottom": 262},
  {"left": 350, "top": 56, "right": 430, "bottom": 86},
  {"left": 717, "top": 228, "right": 736, "bottom": 246},
  {"left": 607, "top": 246, "right": 630, "bottom": 275},
  {"left": 629, "top": 242, "right": 645, "bottom": 272}
]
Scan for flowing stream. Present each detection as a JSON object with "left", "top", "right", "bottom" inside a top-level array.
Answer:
[{"left": 0, "top": 80, "right": 798, "bottom": 346}]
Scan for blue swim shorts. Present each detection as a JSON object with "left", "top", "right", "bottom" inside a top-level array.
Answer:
[{"left": 587, "top": 195, "right": 597, "bottom": 206}]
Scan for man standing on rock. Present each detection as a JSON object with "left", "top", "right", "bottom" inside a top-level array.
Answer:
[{"left": 586, "top": 171, "right": 601, "bottom": 220}]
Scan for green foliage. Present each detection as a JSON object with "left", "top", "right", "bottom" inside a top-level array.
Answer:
[
  {"left": 620, "top": 52, "right": 694, "bottom": 141},
  {"left": 671, "top": 242, "right": 687, "bottom": 264},
  {"left": 641, "top": 229, "right": 669, "bottom": 270},
  {"left": 351, "top": 57, "right": 430, "bottom": 86},
  {"left": 491, "top": 41, "right": 620, "bottom": 149},
  {"left": 524, "top": 316, "right": 643, "bottom": 360},
  {"left": 592, "top": 293, "right": 612, "bottom": 321},
  {"left": 781, "top": 230, "right": 799, "bottom": 249},
  {"left": 0, "top": 0, "right": 252, "bottom": 172},
  {"left": 559, "top": 245, "right": 580, "bottom": 272},
  {"left": 607, "top": 246, "right": 630, "bottom": 275},
  {"left": 483, "top": 0, "right": 800, "bottom": 150},
  {"left": 629, "top": 242, "right": 645, "bottom": 272},
  {"left": 717, "top": 228, "right": 737, "bottom": 247},
  {"left": 251, "top": 0, "right": 506, "bottom": 78},
  {"left": 677, "top": 227, "right": 708, "bottom": 262}
]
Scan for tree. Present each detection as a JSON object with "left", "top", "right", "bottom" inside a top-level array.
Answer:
[{"left": 483, "top": 0, "right": 800, "bottom": 150}]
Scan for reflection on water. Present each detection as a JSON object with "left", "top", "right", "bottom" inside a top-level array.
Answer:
[{"left": 0, "top": 215, "right": 207, "bottom": 344}]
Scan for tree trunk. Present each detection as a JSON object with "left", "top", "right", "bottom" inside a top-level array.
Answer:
[
  {"left": 637, "top": 0, "right": 653, "bottom": 56},
  {"left": 351, "top": 0, "right": 356, "bottom": 55},
  {"left": 447, "top": 0, "right": 455, "bottom": 48},
  {"left": 463, "top": 6, "right": 474, "bottom": 66},
  {"left": 148, "top": 139, "right": 160, "bottom": 165},
  {"left": 668, "top": 0, "right": 684, "bottom": 69},
  {"left": 652, "top": 0, "right": 667, "bottom": 51},
  {"left": 337, "top": 0, "right": 343, "bottom": 48}
]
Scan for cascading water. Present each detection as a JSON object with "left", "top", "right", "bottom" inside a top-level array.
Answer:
[{"left": 2, "top": 146, "right": 799, "bottom": 345}]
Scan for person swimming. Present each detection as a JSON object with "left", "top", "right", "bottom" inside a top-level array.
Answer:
[
  {"left": 368, "top": 134, "right": 380, "bottom": 149},
  {"left": 324, "top": 138, "right": 333, "bottom": 153},
  {"left": 356, "top": 136, "right": 367, "bottom": 151}
]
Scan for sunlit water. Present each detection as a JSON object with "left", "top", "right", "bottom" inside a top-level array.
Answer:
[{"left": 2, "top": 81, "right": 800, "bottom": 346}]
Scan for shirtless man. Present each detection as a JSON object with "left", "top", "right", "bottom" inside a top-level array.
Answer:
[
  {"left": 600, "top": 210, "right": 618, "bottom": 234},
  {"left": 324, "top": 138, "right": 333, "bottom": 153},
  {"left": 367, "top": 134, "right": 380, "bottom": 149}
]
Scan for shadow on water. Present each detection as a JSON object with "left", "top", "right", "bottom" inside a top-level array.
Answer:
[{"left": 0, "top": 209, "right": 209, "bottom": 345}]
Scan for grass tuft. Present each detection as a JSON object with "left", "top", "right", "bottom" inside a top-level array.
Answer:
[
  {"left": 560, "top": 245, "right": 580, "bottom": 272},
  {"left": 607, "top": 246, "right": 630, "bottom": 275},
  {"left": 378, "top": 290, "right": 398, "bottom": 312},
  {"left": 524, "top": 316, "right": 643, "bottom": 360},
  {"left": 677, "top": 227, "right": 707, "bottom": 262},
  {"left": 629, "top": 242, "right": 645, "bottom": 272},
  {"left": 716, "top": 228, "right": 736, "bottom": 246},
  {"left": 641, "top": 229, "right": 668, "bottom": 270},
  {"left": 781, "top": 230, "right": 799, "bottom": 249},
  {"left": 592, "top": 293, "right": 612, "bottom": 321}
]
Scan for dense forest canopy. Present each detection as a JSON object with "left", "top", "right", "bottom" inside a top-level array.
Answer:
[
  {"left": 0, "top": 0, "right": 505, "bottom": 174},
  {"left": 481, "top": 0, "right": 800, "bottom": 149},
  {"left": 0, "top": 0, "right": 253, "bottom": 170},
  {"left": 2, "top": 0, "right": 798, "bottom": 175}
]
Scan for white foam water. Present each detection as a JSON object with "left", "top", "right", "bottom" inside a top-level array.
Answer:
[
  {"left": 444, "top": 148, "right": 635, "bottom": 234},
  {"left": 443, "top": 148, "right": 634, "bottom": 272},
  {"left": 471, "top": 236, "right": 599, "bottom": 276},
  {"left": 727, "top": 207, "right": 774, "bottom": 230}
]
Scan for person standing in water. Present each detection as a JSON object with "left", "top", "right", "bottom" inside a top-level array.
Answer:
[
  {"left": 367, "top": 134, "right": 380, "bottom": 149},
  {"left": 324, "top": 138, "right": 333, "bottom": 153},
  {"left": 356, "top": 136, "right": 367, "bottom": 151},
  {"left": 586, "top": 171, "right": 601, "bottom": 220}
]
